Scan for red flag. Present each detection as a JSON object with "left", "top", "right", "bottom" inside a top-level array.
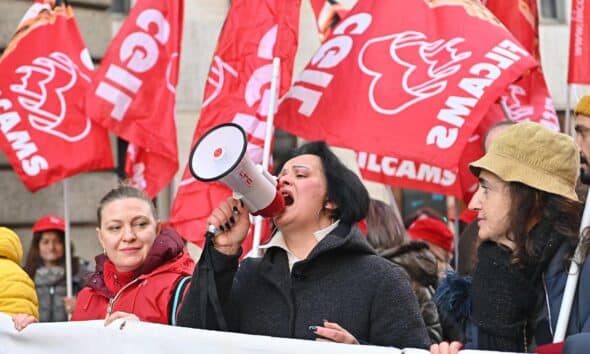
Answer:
[
  {"left": 277, "top": 1, "right": 536, "bottom": 190},
  {"left": 0, "top": 1, "right": 113, "bottom": 192},
  {"left": 169, "top": 0, "right": 301, "bottom": 250},
  {"left": 307, "top": 1, "right": 481, "bottom": 202},
  {"left": 86, "top": 0, "right": 183, "bottom": 198},
  {"left": 484, "top": 0, "right": 560, "bottom": 131},
  {"left": 568, "top": 0, "right": 590, "bottom": 84},
  {"left": 356, "top": 1, "right": 558, "bottom": 202},
  {"left": 307, "top": 1, "right": 484, "bottom": 202}
]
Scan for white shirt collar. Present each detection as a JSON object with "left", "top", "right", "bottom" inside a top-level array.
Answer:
[{"left": 260, "top": 220, "right": 340, "bottom": 271}]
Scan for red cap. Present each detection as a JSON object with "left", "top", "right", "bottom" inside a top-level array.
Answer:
[
  {"left": 33, "top": 215, "right": 65, "bottom": 233},
  {"left": 408, "top": 217, "right": 454, "bottom": 253}
]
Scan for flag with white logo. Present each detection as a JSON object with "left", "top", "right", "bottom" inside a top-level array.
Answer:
[
  {"left": 169, "top": 0, "right": 300, "bottom": 249},
  {"left": 86, "top": 0, "right": 183, "bottom": 198},
  {"left": 0, "top": 0, "right": 113, "bottom": 192},
  {"left": 276, "top": 0, "right": 536, "bottom": 201}
]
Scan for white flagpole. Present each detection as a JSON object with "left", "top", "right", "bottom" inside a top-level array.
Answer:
[
  {"left": 565, "top": 85, "right": 573, "bottom": 135},
  {"left": 553, "top": 188, "right": 590, "bottom": 342},
  {"left": 63, "top": 179, "right": 73, "bottom": 299},
  {"left": 250, "top": 57, "right": 281, "bottom": 257}
]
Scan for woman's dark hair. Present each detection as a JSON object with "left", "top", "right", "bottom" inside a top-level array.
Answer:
[
  {"left": 24, "top": 229, "right": 79, "bottom": 278},
  {"left": 275, "top": 141, "right": 369, "bottom": 224},
  {"left": 97, "top": 183, "right": 157, "bottom": 226},
  {"left": 507, "top": 182, "right": 582, "bottom": 266},
  {"left": 366, "top": 199, "right": 408, "bottom": 251}
]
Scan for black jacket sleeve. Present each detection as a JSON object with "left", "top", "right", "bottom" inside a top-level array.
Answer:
[{"left": 370, "top": 262, "right": 431, "bottom": 348}]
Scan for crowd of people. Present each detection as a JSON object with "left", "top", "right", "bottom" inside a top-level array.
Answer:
[{"left": 3, "top": 96, "right": 590, "bottom": 353}]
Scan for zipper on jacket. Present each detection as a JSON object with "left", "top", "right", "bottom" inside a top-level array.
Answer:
[{"left": 106, "top": 278, "right": 142, "bottom": 316}]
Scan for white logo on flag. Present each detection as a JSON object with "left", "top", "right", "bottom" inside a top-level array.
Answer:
[
  {"left": 11, "top": 52, "right": 91, "bottom": 142},
  {"left": 505, "top": 84, "right": 533, "bottom": 121},
  {"left": 358, "top": 31, "right": 471, "bottom": 115}
]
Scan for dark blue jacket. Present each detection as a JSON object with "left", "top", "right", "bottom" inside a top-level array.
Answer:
[{"left": 536, "top": 242, "right": 590, "bottom": 344}]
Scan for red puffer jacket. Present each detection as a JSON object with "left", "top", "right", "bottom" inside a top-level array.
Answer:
[{"left": 72, "top": 227, "right": 195, "bottom": 324}]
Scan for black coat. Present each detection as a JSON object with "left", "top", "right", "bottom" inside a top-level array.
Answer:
[{"left": 178, "top": 223, "right": 430, "bottom": 348}]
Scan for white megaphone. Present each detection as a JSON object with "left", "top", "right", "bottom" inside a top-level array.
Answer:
[{"left": 189, "top": 123, "right": 285, "bottom": 217}]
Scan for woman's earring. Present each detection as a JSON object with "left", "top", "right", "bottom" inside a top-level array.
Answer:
[{"left": 103, "top": 248, "right": 106, "bottom": 255}]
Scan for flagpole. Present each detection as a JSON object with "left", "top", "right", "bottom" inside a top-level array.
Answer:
[
  {"left": 565, "top": 85, "right": 572, "bottom": 135},
  {"left": 251, "top": 57, "right": 281, "bottom": 257},
  {"left": 63, "top": 179, "right": 73, "bottom": 300},
  {"left": 446, "top": 196, "right": 460, "bottom": 270},
  {"left": 554, "top": 187, "right": 590, "bottom": 342}
]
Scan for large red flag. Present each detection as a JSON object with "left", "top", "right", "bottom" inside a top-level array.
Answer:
[
  {"left": 357, "top": 0, "right": 562, "bottom": 202},
  {"left": 483, "top": 0, "right": 560, "bottom": 132},
  {"left": 568, "top": 0, "right": 590, "bottom": 84},
  {"left": 169, "top": 0, "right": 300, "bottom": 249},
  {"left": 86, "top": 0, "right": 183, "bottom": 198},
  {"left": 0, "top": 1, "right": 113, "bottom": 192},
  {"left": 307, "top": 0, "right": 481, "bottom": 201},
  {"left": 277, "top": 1, "right": 537, "bottom": 191}
]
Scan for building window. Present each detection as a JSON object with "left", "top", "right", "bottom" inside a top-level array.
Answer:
[
  {"left": 111, "top": 0, "right": 131, "bottom": 14},
  {"left": 539, "top": 0, "right": 566, "bottom": 22}
]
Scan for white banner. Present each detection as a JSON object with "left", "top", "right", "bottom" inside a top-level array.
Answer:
[
  {"left": 0, "top": 314, "right": 402, "bottom": 354},
  {"left": 0, "top": 314, "right": 521, "bottom": 354}
]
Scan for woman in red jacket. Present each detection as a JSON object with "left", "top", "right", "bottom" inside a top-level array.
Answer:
[{"left": 13, "top": 184, "right": 195, "bottom": 330}]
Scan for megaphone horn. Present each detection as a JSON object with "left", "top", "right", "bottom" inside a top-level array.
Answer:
[{"left": 189, "top": 123, "right": 285, "bottom": 217}]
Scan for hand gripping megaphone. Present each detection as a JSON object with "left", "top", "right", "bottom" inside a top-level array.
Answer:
[{"left": 188, "top": 123, "right": 285, "bottom": 217}]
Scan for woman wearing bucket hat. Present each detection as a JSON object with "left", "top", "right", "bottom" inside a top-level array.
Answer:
[
  {"left": 23, "top": 215, "right": 91, "bottom": 322},
  {"left": 432, "top": 122, "right": 590, "bottom": 353}
]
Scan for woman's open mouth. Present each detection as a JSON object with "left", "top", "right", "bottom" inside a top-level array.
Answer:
[{"left": 281, "top": 191, "right": 294, "bottom": 206}]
